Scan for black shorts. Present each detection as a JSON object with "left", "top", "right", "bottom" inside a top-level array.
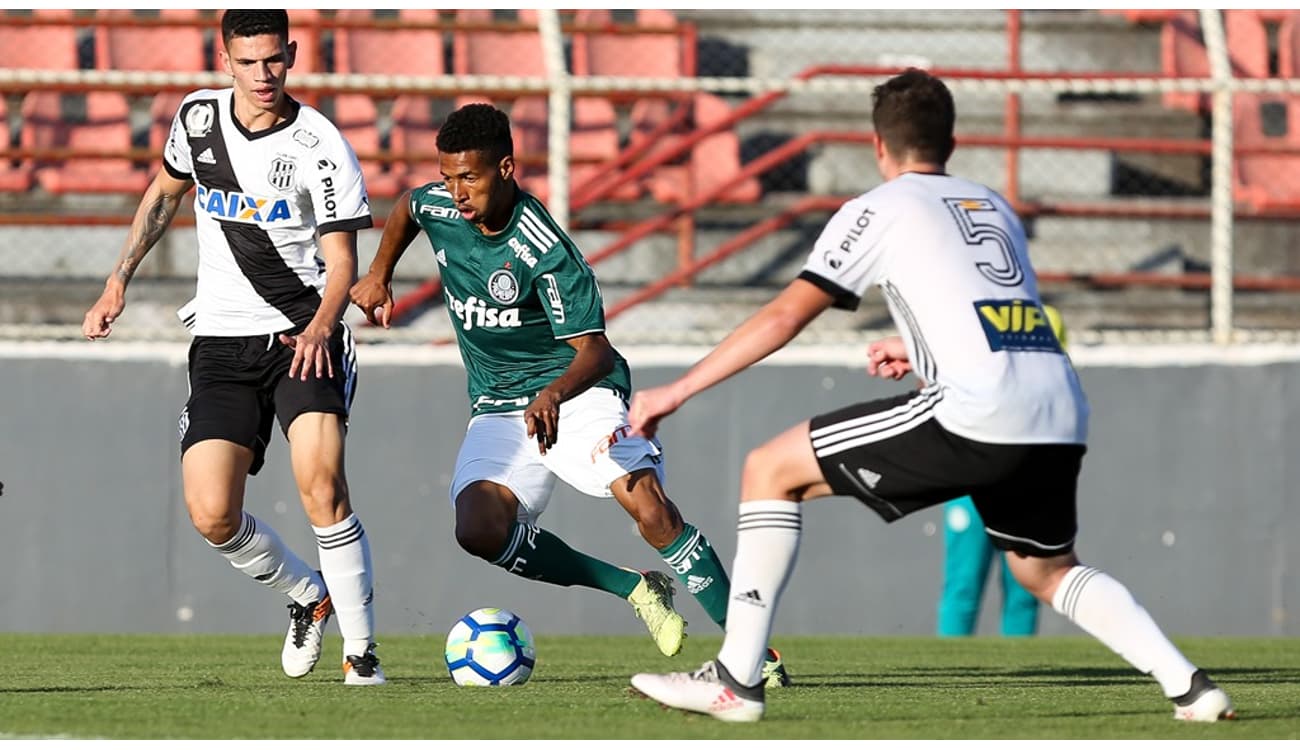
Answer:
[
  {"left": 178, "top": 323, "right": 357, "bottom": 475},
  {"left": 810, "top": 388, "right": 1085, "bottom": 557}
]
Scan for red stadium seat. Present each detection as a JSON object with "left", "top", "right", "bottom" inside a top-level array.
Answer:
[
  {"left": 333, "top": 9, "right": 444, "bottom": 75},
  {"left": 0, "top": 96, "right": 33, "bottom": 192},
  {"left": 95, "top": 9, "right": 208, "bottom": 72},
  {"left": 286, "top": 9, "right": 323, "bottom": 74},
  {"left": 389, "top": 95, "right": 443, "bottom": 190},
  {"left": 1161, "top": 10, "right": 1270, "bottom": 114},
  {"left": 320, "top": 94, "right": 401, "bottom": 199},
  {"left": 0, "top": 9, "right": 79, "bottom": 71},
  {"left": 1232, "top": 92, "right": 1300, "bottom": 210},
  {"left": 22, "top": 91, "right": 149, "bottom": 194},
  {"left": 643, "top": 93, "right": 761, "bottom": 206},
  {"left": 1276, "top": 11, "right": 1300, "bottom": 78}
]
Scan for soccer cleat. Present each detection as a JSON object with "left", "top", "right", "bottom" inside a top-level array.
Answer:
[
  {"left": 343, "top": 643, "right": 387, "bottom": 686},
  {"left": 1172, "top": 669, "right": 1236, "bottom": 722},
  {"left": 282, "top": 596, "right": 332, "bottom": 678},
  {"left": 631, "top": 659, "right": 765, "bottom": 723},
  {"left": 626, "top": 570, "right": 686, "bottom": 657},
  {"left": 762, "top": 647, "right": 792, "bottom": 688}
]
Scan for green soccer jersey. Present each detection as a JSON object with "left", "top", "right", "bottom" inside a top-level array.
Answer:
[{"left": 409, "top": 182, "right": 632, "bottom": 415}]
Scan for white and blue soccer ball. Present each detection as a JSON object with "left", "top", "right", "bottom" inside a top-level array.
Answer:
[{"left": 444, "top": 607, "right": 536, "bottom": 686}]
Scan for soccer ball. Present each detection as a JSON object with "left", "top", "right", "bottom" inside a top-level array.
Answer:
[{"left": 444, "top": 607, "right": 536, "bottom": 686}]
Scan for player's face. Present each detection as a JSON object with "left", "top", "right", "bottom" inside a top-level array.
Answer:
[
  {"left": 440, "top": 149, "right": 515, "bottom": 232},
  {"left": 222, "top": 34, "right": 296, "bottom": 113}
]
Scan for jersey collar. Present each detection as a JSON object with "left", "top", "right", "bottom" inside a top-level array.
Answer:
[{"left": 227, "top": 91, "right": 301, "bottom": 142}]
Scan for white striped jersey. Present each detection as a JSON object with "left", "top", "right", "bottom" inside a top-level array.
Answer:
[
  {"left": 799, "top": 172, "right": 1089, "bottom": 445},
  {"left": 163, "top": 89, "right": 372, "bottom": 336}
]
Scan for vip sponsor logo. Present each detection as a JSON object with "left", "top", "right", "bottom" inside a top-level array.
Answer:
[
  {"left": 418, "top": 203, "right": 461, "bottom": 220},
  {"left": 541, "top": 273, "right": 565, "bottom": 323},
  {"left": 321, "top": 175, "right": 338, "bottom": 219},
  {"left": 445, "top": 290, "right": 522, "bottom": 330},
  {"left": 508, "top": 236, "right": 538, "bottom": 268},
  {"left": 268, "top": 155, "right": 296, "bottom": 192},
  {"left": 974, "top": 298, "right": 1063, "bottom": 353},
  {"left": 487, "top": 269, "right": 519, "bottom": 304},
  {"left": 589, "top": 424, "right": 631, "bottom": 464},
  {"left": 857, "top": 467, "right": 882, "bottom": 489},
  {"left": 184, "top": 102, "right": 214, "bottom": 138},
  {"left": 196, "top": 185, "right": 293, "bottom": 223},
  {"left": 732, "top": 589, "right": 766, "bottom": 608},
  {"left": 195, "top": 147, "right": 216, "bottom": 165},
  {"left": 824, "top": 205, "right": 875, "bottom": 270},
  {"left": 686, "top": 574, "right": 714, "bottom": 594}
]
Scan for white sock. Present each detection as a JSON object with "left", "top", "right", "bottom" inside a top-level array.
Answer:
[
  {"left": 210, "top": 512, "right": 322, "bottom": 605},
  {"left": 716, "top": 499, "right": 802, "bottom": 688},
  {"left": 1052, "top": 565, "right": 1197, "bottom": 697},
  {"left": 314, "top": 513, "right": 375, "bottom": 657}
]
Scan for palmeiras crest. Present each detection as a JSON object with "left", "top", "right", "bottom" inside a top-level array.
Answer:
[{"left": 488, "top": 269, "right": 520, "bottom": 305}]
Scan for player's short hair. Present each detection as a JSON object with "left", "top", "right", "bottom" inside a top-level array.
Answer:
[
  {"left": 221, "top": 10, "right": 290, "bottom": 46},
  {"left": 437, "top": 103, "right": 514, "bottom": 162},
  {"left": 872, "top": 68, "right": 956, "bottom": 165}
]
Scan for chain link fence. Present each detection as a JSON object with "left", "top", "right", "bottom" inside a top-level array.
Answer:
[{"left": 1, "top": 9, "right": 1299, "bottom": 345}]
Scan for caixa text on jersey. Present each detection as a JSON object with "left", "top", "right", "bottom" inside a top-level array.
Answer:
[{"left": 196, "top": 185, "right": 292, "bottom": 224}]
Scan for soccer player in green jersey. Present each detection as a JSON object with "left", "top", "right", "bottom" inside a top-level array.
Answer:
[{"left": 350, "top": 103, "right": 786, "bottom": 683}]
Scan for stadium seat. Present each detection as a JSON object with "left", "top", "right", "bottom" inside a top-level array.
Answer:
[
  {"left": 318, "top": 94, "right": 401, "bottom": 199},
  {"left": 1161, "top": 10, "right": 1270, "bottom": 114},
  {"left": 1276, "top": 11, "right": 1300, "bottom": 77},
  {"left": 0, "top": 9, "right": 79, "bottom": 70},
  {"left": 95, "top": 9, "right": 208, "bottom": 72},
  {"left": 0, "top": 96, "right": 33, "bottom": 192},
  {"left": 1232, "top": 92, "right": 1300, "bottom": 210},
  {"left": 22, "top": 91, "right": 149, "bottom": 194},
  {"left": 454, "top": 9, "right": 626, "bottom": 202},
  {"left": 286, "top": 9, "right": 322, "bottom": 74},
  {"left": 643, "top": 93, "right": 762, "bottom": 206},
  {"left": 332, "top": 10, "right": 444, "bottom": 198},
  {"left": 389, "top": 95, "right": 444, "bottom": 190}
]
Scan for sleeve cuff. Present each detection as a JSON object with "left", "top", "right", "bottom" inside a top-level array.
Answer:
[
  {"left": 319, "top": 215, "right": 373, "bottom": 235},
  {"left": 798, "top": 270, "right": 860, "bottom": 311}
]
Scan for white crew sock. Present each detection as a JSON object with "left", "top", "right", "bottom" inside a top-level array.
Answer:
[
  {"left": 1052, "top": 564, "right": 1198, "bottom": 697},
  {"left": 314, "top": 513, "right": 375, "bottom": 658},
  {"left": 210, "top": 511, "right": 322, "bottom": 605},
  {"left": 716, "top": 499, "right": 802, "bottom": 688}
]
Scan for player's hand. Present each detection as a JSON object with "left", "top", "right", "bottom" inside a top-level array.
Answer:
[
  {"left": 350, "top": 274, "right": 394, "bottom": 328},
  {"left": 82, "top": 285, "right": 126, "bottom": 340},
  {"left": 524, "top": 389, "right": 563, "bottom": 455},
  {"left": 866, "top": 335, "right": 913, "bottom": 381},
  {"left": 628, "top": 383, "right": 685, "bottom": 440},
  {"left": 279, "top": 325, "right": 334, "bottom": 381}
]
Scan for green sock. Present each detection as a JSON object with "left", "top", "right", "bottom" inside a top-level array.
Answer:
[
  {"left": 491, "top": 522, "right": 642, "bottom": 598},
  {"left": 659, "top": 523, "right": 731, "bottom": 628}
]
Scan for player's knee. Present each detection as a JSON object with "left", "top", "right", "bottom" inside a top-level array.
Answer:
[
  {"left": 189, "top": 508, "right": 240, "bottom": 545},
  {"left": 454, "top": 515, "right": 509, "bottom": 561},
  {"left": 741, "top": 444, "right": 786, "bottom": 497},
  {"left": 633, "top": 500, "right": 682, "bottom": 549}
]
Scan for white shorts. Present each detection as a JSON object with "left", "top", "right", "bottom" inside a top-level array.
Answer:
[{"left": 449, "top": 387, "right": 666, "bottom": 523}]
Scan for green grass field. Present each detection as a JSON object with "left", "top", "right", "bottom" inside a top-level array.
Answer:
[{"left": 1, "top": 633, "right": 1296, "bottom": 739}]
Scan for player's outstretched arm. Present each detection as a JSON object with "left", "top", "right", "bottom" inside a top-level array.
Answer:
[
  {"left": 524, "top": 333, "right": 616, "bottom": 455},
  {"left": 629, "top": 278, "right": 835, "bottom": 438},
  {"left": 350, "top": 191, "right": 422, "bottom": 329},
  {"left": 82, "top": 170, "right": 192, "bottom": 340},
  {"left": 281, "top": 229, "right": 358, "bottom": 381}
]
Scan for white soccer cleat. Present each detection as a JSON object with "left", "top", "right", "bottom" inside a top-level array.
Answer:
[
  {"left": 282, "top": 596, "right": 333, "bottom": 678},
  {"left": 1172, "top": 669, "right": 1236, "bottom": 722},
  {"left": 631, "top": 660, "right": 765, "bottom": 723},
  {"left": 343, "top": 643, "right": 386, "bottom": 686}
]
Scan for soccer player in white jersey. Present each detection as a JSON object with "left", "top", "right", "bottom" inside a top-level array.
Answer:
[
  {"left": 626, "top": 69, "right": 1235, "bottom": 723},
  {"left": 81, "top": 10, "right": 384, "bottom": 685},
  {"left": 349, "top": 103, "right": 788, "bottom": 685}
]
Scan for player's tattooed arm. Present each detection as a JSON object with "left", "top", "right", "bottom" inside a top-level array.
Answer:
[{"left": 83, "top": 170, "right": 191, "bottom": 340}]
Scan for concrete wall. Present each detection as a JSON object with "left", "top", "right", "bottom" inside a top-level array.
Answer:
[{"left": 1, "top": 343, "right": 1296, "bottom": 640}]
